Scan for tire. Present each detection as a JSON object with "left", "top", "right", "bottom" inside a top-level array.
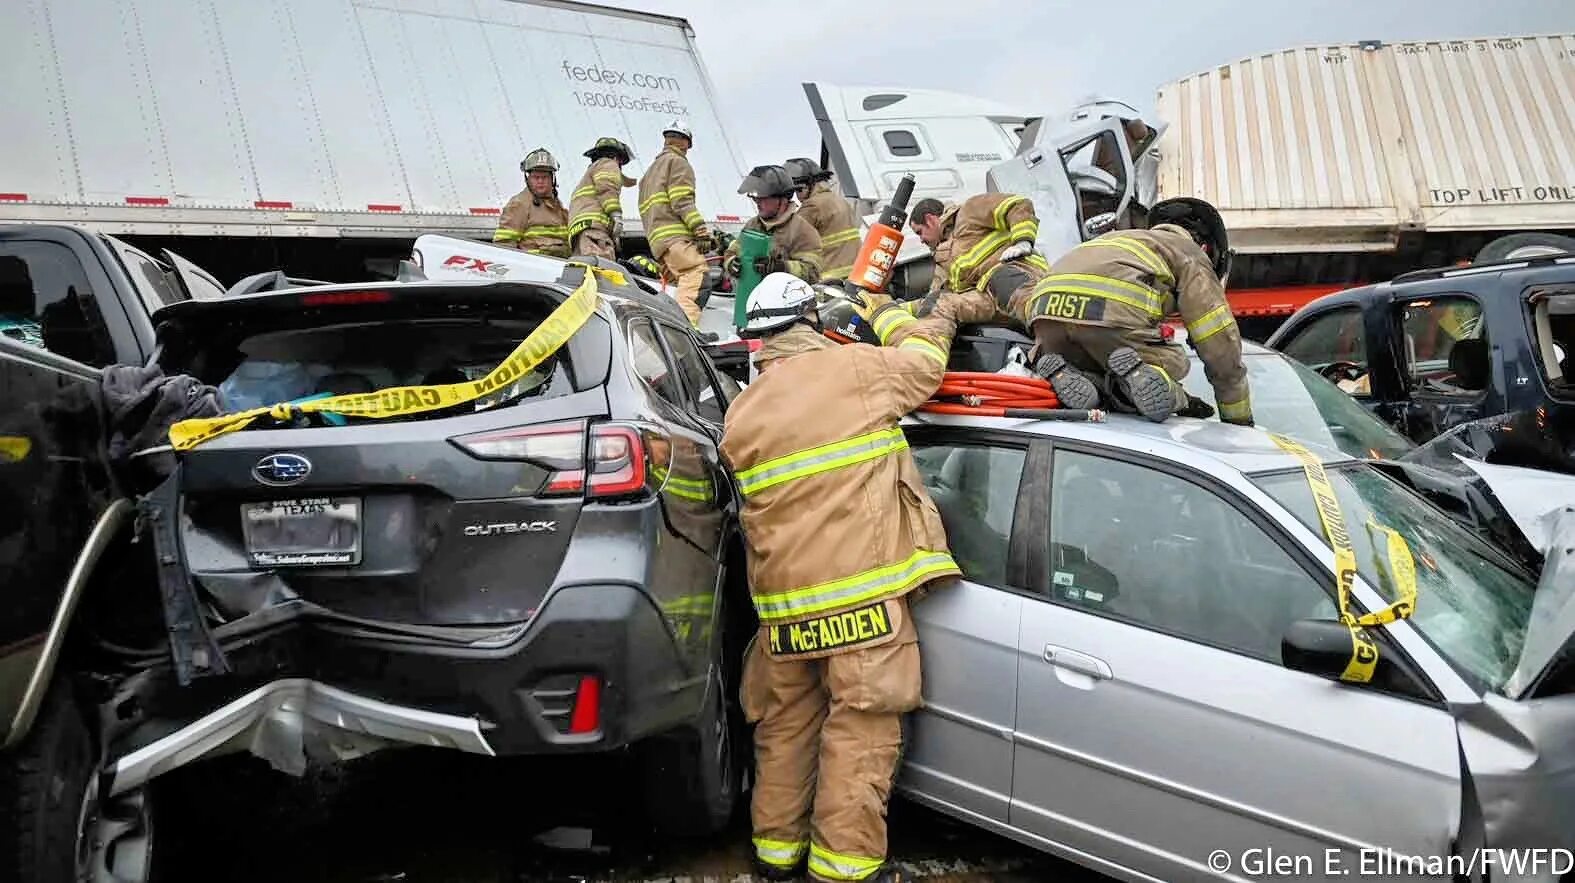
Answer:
[
  {"left": 1, "top": 678, "right": 160, "bottom": 883},
  {"left": 1474, "top": 232, "right": 1575, "bottom": 263},
  {"left": 640, "top": 668, "right": 741, "bottom": 838}
]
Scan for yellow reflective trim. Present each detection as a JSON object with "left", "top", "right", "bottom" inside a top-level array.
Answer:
[
  {"left": 1024, "top": 254, "right": 1050, "bottom": 271},
  {"left": 601, "top": 198, "right": 622, "bottom": 211},
  {"left": 523, "top": 226, "right": 569, "bottom": 238},
  {"left": 492, "top": 229, "right": 523, "bottom": 242},
  {"left": 808, "top": 843, "right": 884, "bottom": 882},
  {"left": 0, "top": 436, "right": 32, "bottom": 463},
  {"left": 736, "top": 428, "right": 908, "bottom": 496},
  {"left": 950, "top": 230, "right": 1009, "bottom": 289},
  {"left": 753, "top": 550, "right": 958, "bottom": 622},
  {"left": 572, "top": 185, "right": 598, "bottom": 198},
  {"left": 1218, "top": 396, "right": 1252, "bottom": 420},
  {"left": 821, "top": 228, "right": 861, "bottom": 246},
  {"left": 648, "top": 224, "right": 690, "bottom": 243},
  {"left": 899, "top": 337, "right": 947, "bottom": 366},
  {"left": 593, "top": 173, "right": 622, "bottom": 184},
  {"left": 667, "top": 186, "right": 696, "bottom": 199},
  {"left": 872, "top": 308, "right": 916, "bottom": 344},
  {"left": 1078, "top": 236, "right": 1173, "bottom": 282},
  {"left": 1186, "top": 304, "right": 1235, "bottom": 343},
  {"left": 1009, "top": 219, "right": 1039, "bottom": 242},
  {"left": 754, "top": 838, "right": 809, "bottom": 868},
  {"left": 991, "top": 194, "right": 1025, "bottom": 229},
  {"left": 639, "top": 192, "right": 670, "bottom": 213},
  {"left": 823, "top": 264, "right": 853, "bottom": 279}
]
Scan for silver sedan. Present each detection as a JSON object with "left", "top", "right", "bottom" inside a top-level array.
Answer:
[{"left": 899, "top": 411, "right": 1572, "bottom": 883}]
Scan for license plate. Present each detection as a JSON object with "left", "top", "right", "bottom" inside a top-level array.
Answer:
[{"left": 241, "top": 497, "right": 362, "bottom": 567}]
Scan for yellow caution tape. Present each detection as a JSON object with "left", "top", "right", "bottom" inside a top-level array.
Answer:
[
  {"left": 1269, "top": 433, "right": 1378, "bottom": 682},
  {"left": 169, "top": 269, "right": 603, "bottom": 451},
  {"left": 0, "top": 435, "right": 33, "bottom": 463},
  {"left": 1361, "top": 518, "right": 1419, "bottom": 626}
]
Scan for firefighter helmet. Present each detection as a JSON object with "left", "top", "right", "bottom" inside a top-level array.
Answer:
[
  {"left": 1149, "top": 197, "right": 1232, "bottom": 282},
  {"left": 584, "top": 137, "right": 633, "bottom": 163},
  {"left": 816, "top": 292, "right": 881, "bottom": 345},
  {"left": 662, "top": 119, "right": 693, "bottom": 142},
  {"left": 738, "top": 165, "right": 796, "bottom": 199},
  {"left": 784, "top": 157, "right": 828, "bottom": 186},
  {"left": 741, "top": 272, "right": 817, "bottom": 337},
  {"left": 520, "top": 148, "right": 559, "bottom": 173}
]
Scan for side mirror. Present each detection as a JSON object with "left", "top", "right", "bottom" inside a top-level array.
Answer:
[
  {"left": 1281, "top": 619, "right": 1380, "bottom": 682},
  {"left": 1083, "top": 212, "right": 1118, "bottom": 238}
]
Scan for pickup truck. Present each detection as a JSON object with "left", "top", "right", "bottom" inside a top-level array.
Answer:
[
  {"left": 0, "top": 224, "right": 220, "bottom": 882},
  {"left": 1266, "top": 255, "right": 1575, "bottom": 473}
]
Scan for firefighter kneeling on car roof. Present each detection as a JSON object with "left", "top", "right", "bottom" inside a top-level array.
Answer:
[{"left": 720, "top": 272, "right": 993, "bottom": 883}]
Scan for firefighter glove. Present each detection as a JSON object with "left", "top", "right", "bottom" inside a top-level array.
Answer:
[
  {"left": 999, "top": 240, "right": 1034, "bottom": 263},
  {"left": 850, "top": 291, "right": 894, "bottom": 323}
]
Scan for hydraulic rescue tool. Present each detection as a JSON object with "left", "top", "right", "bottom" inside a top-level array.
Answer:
[{"left": 816, "top": 174, "right": 1104, "bottom": 423}]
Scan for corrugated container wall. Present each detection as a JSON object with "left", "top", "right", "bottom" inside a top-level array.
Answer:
[
  {"left": 1157, "top": 34, "right": 1575, "bottom": 253},
  {"left": 0, "top": 0, "right": 748, "bottom": 237}
]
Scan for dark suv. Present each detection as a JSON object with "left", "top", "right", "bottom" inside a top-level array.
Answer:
[{"left": 99, "top": 265, "right": 751, "bottom": 854}]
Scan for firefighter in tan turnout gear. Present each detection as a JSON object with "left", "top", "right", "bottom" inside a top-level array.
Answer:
[
  {"left": 722, "top": 273, "right": 969, "bottom": 883},
  {"left": 494, "top": 148, "right": 570, "bottom": 257},
  {"left": 638, "top": 119, "right": 715, "bottom": 331},
  {"left": 723, "top": 165, "right": 824, "bottom": 284},
  {"left": 1020, "top": 197, "right": 1253, "bottom": 424},
  {"left": 784, "top": 158, "right": 861, "bottom": 281},
  {"left": 568, "top": 137, "right": 636, "bottom": 261}
]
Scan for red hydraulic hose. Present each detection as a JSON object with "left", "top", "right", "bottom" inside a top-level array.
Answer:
[{"left": 920, "top": 372, "right": 1105, "bottom": 422}]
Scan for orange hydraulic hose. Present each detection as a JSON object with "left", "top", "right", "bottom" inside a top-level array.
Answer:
[{"left": 920, "top": 372, "right": 1106, "bottom": 422}]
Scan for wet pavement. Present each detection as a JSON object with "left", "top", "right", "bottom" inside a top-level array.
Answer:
[{"left": 155, "top": 749, "right": 1109, "bottom": 882}]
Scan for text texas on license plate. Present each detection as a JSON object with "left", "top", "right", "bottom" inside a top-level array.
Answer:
[{"left": 241, "top": 497, "right": 362, "bottom": 567}]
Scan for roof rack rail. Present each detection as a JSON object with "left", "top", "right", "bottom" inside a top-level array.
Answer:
[{"left": 1390, "top": 253, "right": 1574, "bottom": 285}]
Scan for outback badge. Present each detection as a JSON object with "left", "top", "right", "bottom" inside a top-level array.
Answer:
[{"left": 253, "top": 452, "right": 312, "bottom": 486}]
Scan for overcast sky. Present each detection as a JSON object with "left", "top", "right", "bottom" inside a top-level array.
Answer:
[{"left": 634, "top": 0, "right": 1573, "bottom": 169}]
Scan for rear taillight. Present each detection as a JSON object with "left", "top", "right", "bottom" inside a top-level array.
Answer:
[
  {"left": 568, "top": 675, "right": 602, "bottom": 735},
  {"left": 587, "top": 425, "right": 646, "bottom": 499},
  {"left": 451, "top": 420, "right": 655, "bottom": 499}
]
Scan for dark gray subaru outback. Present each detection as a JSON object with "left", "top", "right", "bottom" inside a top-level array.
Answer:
[{"left": 92, "top": 263, "right": 751, "bottom": 861}]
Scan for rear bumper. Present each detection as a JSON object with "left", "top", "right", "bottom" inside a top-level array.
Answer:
[{"left": 108, "top": 583, "right": 710, "bottom": 774}]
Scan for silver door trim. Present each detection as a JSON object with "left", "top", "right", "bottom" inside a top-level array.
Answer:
[
  {"left": 1012, "top": 729, "right": 1386, "bottom": 853},
  {"left": 921, "top": 700, "right": 1015, "bottom": 741}
]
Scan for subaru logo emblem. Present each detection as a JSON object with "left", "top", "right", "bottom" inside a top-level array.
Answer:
[{"left": 253, "top": 453, "right": 312, "bottom": 486}]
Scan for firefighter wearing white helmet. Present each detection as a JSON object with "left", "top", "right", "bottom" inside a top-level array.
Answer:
[
  {"left": 723, "top": 272, "right": 971, "bottom": 883},
  {"left": 1017, "top": 196, "right": 1252, "bottom": 425},
  {"left": 638, "top": 119, "right": 715, "bottom": 334},
  {"left": 494, "top": 148, "right": 570, "bottom": 257}
]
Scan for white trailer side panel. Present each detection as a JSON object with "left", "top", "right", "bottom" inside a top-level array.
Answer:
[
  {"left": 1157, "top": 33, "right": 1575, "bottom": 253},
  {"left": 0, "top": 0, "right": 749, "bottom": 238}
]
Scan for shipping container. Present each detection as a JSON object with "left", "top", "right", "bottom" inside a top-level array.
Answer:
[
  {"left": 0, "top": 0, "right": 749, "bottom": 280},
  {"left": 1156, "top": 33, "right": 1575, "bottom": 302}
]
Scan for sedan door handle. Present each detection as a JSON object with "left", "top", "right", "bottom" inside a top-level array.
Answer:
[{"left": 1043, "top": 645, "right": 1112, "bottom": 680}]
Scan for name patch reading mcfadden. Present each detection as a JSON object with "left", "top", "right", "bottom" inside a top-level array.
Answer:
[{"left": 768, "top": 602, "right": 893, "bottom": 658}]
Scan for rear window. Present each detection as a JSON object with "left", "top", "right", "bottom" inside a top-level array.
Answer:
[{"left": 199, "top": 317, "right": 575, "bottom": 419}]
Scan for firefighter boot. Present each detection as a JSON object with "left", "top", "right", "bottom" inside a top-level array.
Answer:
[
  {"left": 1106, "top": 346, "right": 1177, "bottom": 422},
  {"left": 753, "top": 854, "right": 807, "bottom": 882},
  {"left": 1032, "top": 353, "right": 1102, "bottom": 409}
]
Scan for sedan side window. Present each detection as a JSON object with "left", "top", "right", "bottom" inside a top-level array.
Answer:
[
  {"left": 1047, "top": 450, "right": 1332, "bottom": 662},
  {"left": 912, "top": 443, "right": 1025, "bottom": 588},
  {"left": 1279, "top": 307, "right": 1368, "bottom": 393}
]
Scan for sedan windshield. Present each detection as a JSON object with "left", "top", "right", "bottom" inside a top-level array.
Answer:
[
  {"left": 1182, "top": 353, "right": 1413, "bottom": 461},
  {"left": 1255, "top": 464, "right": 1537, "bottom": 694}
]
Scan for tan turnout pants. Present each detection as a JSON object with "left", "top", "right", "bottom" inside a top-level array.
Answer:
[
  {"left": 1030, "top": 319, "right": 1192, "bottom": 406},
  {"left": 660, "top": 239, "right": 708, "bottom": 326},
  {"left": 742, "top": 597, "right": 922, "bottom": 882},
  {"left": 572, "top": 227, "right": 618, "bottom": 261}
]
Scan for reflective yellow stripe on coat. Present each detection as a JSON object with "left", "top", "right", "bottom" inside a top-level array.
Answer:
[
  {"left": 736, "top": 428, "right": 908, "bottom": 497},
  {"left": 808, "top": 844, "right": 884, "bottom": 881},
  {"left": 1030, "top": 272, "right": 1165, "bottom": 319},
  {"left": 752, "top": 549, "right": 957, "bottom": 622}
]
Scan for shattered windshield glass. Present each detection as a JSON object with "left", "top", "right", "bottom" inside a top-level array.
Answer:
[
  {"left": 1256, "top": 463, "right": 1537, "bottom": 695},
  {"left": 214, "top": 319, "right": 566, "bottom": 417}
]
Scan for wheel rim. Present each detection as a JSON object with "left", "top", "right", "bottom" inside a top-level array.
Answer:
[{"left": 75, "top": 780, "right": 154, "bottom": 883}]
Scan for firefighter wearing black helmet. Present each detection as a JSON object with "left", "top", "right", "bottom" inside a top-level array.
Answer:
[
  {"left": 784, "top": 158, "right": 861, "bottom": 281},
  {"left": 1016, "top": 197, "right": 1253, "bottom": 425},
  {"left": 568, "top": 137, "right": 636, "bottom": 260},
  {"left": 723, "top": 165, "right": 824, "bottom": 284}
]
